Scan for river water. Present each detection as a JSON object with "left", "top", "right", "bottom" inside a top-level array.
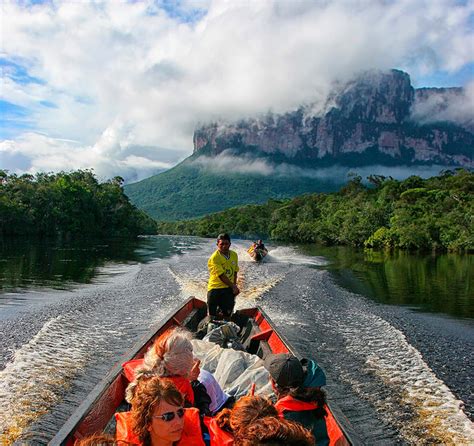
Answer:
[{"left": 0, "top": 236, "right": 472, "bottom": 445}]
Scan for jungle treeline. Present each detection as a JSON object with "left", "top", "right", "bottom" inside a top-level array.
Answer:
[
  {"left": 0, "top": 170, "right": 157, "bottom": 237},
  {"left": 156, "top": 169, "right": 473, "bottom": 252}
]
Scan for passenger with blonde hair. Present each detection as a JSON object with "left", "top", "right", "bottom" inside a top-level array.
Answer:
[
  {"left": 142, "top": 327, "right": 195, "bottom": 377},
  {"left": 234, "top": 416, "right": 315, "bottom": 445},
  {"left": 124, "top": 327, "right": 202, "bottom": 408},
  {"left": 115, "top": 375, "right": 205, "bottom": 446}
]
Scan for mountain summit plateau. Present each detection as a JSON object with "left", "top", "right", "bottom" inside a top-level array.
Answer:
[{"left": 193, "top": 70, "right": 473, "bottom": 168}]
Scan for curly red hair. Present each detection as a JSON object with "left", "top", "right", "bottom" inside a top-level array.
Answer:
[
  {"left": 234, "top": 416, "right": 315, "bottom": 445},
  {"left": 215, "top": 395, "right": 278, "bottom": 434}
]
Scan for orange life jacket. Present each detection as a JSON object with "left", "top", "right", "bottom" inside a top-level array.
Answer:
[
  {"left": 122, "top": 358, "right": 144, "bottom": 382},
  {"left": 275, "top": 395, "right": 318, "bottom": 412},
  {"left": 115, "top": 411, "right": 139, "bottom": 444},
  {"left": 275, "top": 395, "right": 348, "bottom": 446},
  {"left": 177, "top": 408, "right": 205, "bottom": 446},
  {"left": 203, "top": 416, "right": 234, "bottom": 446},
  {"left": 122, "top": 358, "right": 194, "bottom": 405},
  {"left": 115, "top": 408, "right": 205, "bottom": 446},
  {"left": 168, "top": 376, "right": 195, "bottom": 406}
]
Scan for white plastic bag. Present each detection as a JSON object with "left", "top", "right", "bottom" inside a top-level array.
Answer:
[{"left": 192, "top": 339, "right": 272, "bottom": 399}]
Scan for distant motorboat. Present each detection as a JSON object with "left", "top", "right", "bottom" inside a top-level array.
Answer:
[{"left": 247, "top": 244, "right": 268, "bottom": 261}]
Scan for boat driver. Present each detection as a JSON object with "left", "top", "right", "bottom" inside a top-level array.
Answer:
[{"left": 207, "top": 233, "right": 240, "bottom": 319}]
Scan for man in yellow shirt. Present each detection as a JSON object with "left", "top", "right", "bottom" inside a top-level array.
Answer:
[{"left": 207, "top": 233, "right": 240, "bottom": 319}]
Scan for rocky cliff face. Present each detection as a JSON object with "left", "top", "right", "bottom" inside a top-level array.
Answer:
[{"left": 193, "top": 70, "right": 473, "bottom": 168}]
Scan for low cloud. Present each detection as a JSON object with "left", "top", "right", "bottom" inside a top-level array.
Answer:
[
  {"left": 191, "top": 152, "right": 451, "bottom": 183},
  {"left": 342, "top": 164, "right": 456, "bottom": 182},
  {"left": 193, "top": 152, "right": 275, "bottom": 176},
  {"left": 411, "top": 82, "right": 474, "bottom": 131}
]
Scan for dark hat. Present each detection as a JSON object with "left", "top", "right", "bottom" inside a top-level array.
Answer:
[{"left": 264, "top": 353, "right": 305, "bottom": 388}]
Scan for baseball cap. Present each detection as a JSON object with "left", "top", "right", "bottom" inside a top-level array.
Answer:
[{"left": 264, "top": 353, "right": 305, "bottom": 388}]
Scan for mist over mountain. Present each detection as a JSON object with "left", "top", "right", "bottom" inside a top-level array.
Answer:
[
  {"left": 125, "top": 69, "right": 473, "bottom": 221},
  {"left": 193, "top": 70, "right": 473, "bottom": 168}
]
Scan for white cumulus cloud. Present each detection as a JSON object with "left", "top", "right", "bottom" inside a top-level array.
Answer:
[
  {"left": 1, "top": 0, "right": 473, "bottom": 181},
  {"left": 0, "top": 127, "right": 175, "bottom": 183}
]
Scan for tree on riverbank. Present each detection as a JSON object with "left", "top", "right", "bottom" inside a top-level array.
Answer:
[
  {"left": 0, "top": 170, "right": 157, "bottom": 237},
  {"left": 156, "top": 169, "right": 473, "bottom": 252}
]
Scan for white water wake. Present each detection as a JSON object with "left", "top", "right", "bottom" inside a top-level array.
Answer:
[{"left": 268, "top": 273, "right": 474, "bottom": 446}]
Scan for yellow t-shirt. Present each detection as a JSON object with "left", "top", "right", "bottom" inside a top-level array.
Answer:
[{"left": 207, "top": 250, "right": 239, "bottom": 291}]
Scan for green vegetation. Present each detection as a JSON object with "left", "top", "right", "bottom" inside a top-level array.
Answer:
[
  {"left": 124, "top": 159, "right": 341, "bottom": 221},
  {"left": 156, "top": 169, "right": 474, "bottom": 252},
  {"left": 0, "top": 170, "right": 157, "bottom": 237}
]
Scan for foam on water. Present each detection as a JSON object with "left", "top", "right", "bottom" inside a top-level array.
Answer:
[
  {"left": 168, "top": 246, "right": 287, "bottom": 308},
  {"left": 267, "top": 273, "right": 474, "bottom": 446},
  {"left": 0, "top": 315, "right": 100, "bottom": 444},
  {"left": 178, "top": 241, "right": 322, "bottom": 306},
  {"left": 0, "top": 261, "right": 182, "bottom": 444},
  {"left": 170, "top": 264, "right": 209, "bottom": 299},
  {"left": 261, "top": 246, "right": 329, "bottom": 266},
  {"left": 342, "top": 312, "right": 474, "bottom": 445}
]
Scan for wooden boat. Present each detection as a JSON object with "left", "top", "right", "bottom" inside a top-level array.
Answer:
[
  {"left": 50, "top": 297, "right": 362, "bottom": 446},
  {"left": 247, "top": 245, "right": 268, "bottom": 261}
]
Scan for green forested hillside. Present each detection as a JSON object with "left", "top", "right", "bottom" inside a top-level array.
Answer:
[
  {"left": 0, "top": 170, "right": 157, "bottom": 237},
  {"left": 123, "top": 159, "right": 341, "bottom": 221},
  {"left": 156, "top": 170, "right": 474, "bottom": 252}
]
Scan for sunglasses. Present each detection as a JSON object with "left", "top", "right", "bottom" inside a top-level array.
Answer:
[{"left": 153, "top": 407, "right": 185, "bottom": 422}]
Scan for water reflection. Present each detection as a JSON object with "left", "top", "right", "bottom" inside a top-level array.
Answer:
[
  {"left": 299, "top": 245, "right": 474, "bottom": 319},
  {"left": 2, "top": 236, "right": 472, "bottom": 319},
  {"left": 0, "top": 235, "right": 204, "bottom": 294}
]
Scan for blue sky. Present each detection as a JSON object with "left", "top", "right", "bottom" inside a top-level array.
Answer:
[
  {"left": 413, "top": 62, "right": 474, "bottom": 88},
  {"left": 1, "top": 0, "right": 473, "bottom": 181}
]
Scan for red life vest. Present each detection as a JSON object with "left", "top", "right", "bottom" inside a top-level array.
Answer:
[
  {"left": 275, "top": 395, "right": 348, "bottom": 446},
  {"left": 115, "top": 411, "right": 139, "bottom": 444},
  {"left": 122, "top": 358, "right": 145, "bottom": 382},
  {"left": 122, "top": 358, "right": 194, "bottom": 405},
  {"left": 115, "top": 408, "right": 205, "bottom": 446},
  {"left": 274, "top": 395, "right": 318, "bottom": 413},
  {"left": 178, "top": 408, "right": 205, "bottom": 446},
  {"left": 203, "top": 416, "right": 234, "bottom": 446},
  {"left": 168, "top": 376, "right": 195, "bottom": 406}
]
